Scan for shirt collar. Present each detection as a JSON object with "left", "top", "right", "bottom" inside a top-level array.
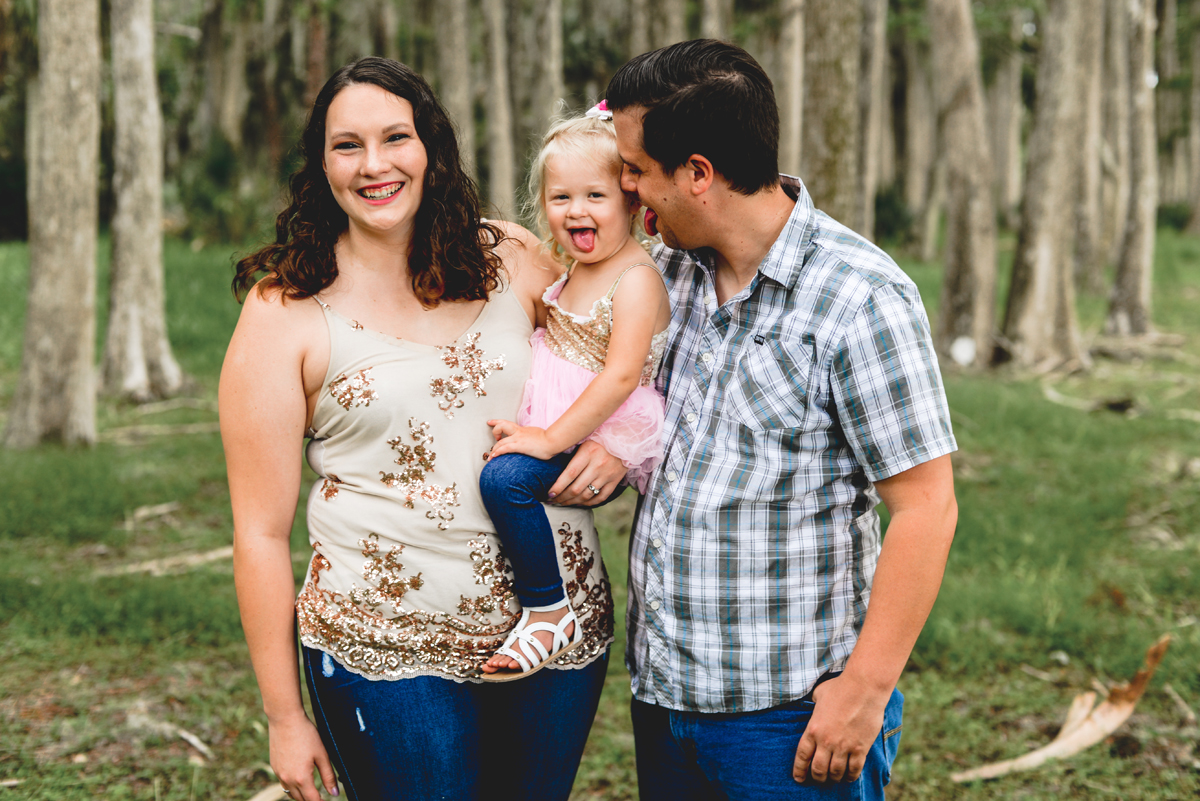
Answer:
[{"left": 681, "top": 174, "right": 816, "bottom": 292}]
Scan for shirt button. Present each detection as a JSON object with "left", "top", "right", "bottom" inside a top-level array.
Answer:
[
  {"left": 667, "top": 471, "right": 679, "bottom": 482},
  {"left": 701, "top": 352, "right": 714, "bottom": 364},
  {"left": 651, "top": 538, "right": 663, "bottom": 548},
  {"left": 650, "top": 600, "right": 661, "bottom": 611},
  {"left": 704, "top": 294, "right": 715, "bottom": 306},
  {"left": 685, "top": 412, "right": 697, "bottom": 424}
]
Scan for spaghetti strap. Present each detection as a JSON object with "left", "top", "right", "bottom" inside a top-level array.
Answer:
[{"left": 604, "top": 262, "right": 661, "bottom": 301}]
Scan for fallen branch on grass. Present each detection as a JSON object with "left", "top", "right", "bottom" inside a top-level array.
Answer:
[
  {"left": 98, "top": 422, "right": 221, "bottom": 443},
  {"left": 1163, "top": 683, "right": 1197, "bottom": 726},
  {"left": 135, "top": 398, "right": 217, "bottom": 415},
  {"left": 1166, "top": 409, "right": 1200, "bottom": 423},
  {"left": 245, "top": 787, "right": 288, "bottom": 801},
  {"left": 950, "top": 634, "right": 1171, "bottom": 783},
  {"left": 121, "top": 501, "right": 182, "bottom": 532},
  {"left": 0, "top": 779, "right": 24, "bottom": 789},
  {"left": 125, "top": 699, "right": 215, "bottom": 760},
  {"left": 1040, "top": 384, "right": 1135, "bottom": 414},
  {"left": 96, "top": 546, "right": 234, "bottom": 577}
]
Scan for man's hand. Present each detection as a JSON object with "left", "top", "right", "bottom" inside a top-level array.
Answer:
[
  {"left": 548, "top": 440, "right": 628, "bottom": 506},
  {"left": 486, "top": 419, "right": 560, "bottom": 461},
  {"left": 792, "top": 674, "right": 890, "bottom": 784}
]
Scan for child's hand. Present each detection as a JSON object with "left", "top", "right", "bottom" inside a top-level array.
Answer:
[{"left": 487, "top": 419, "right": 561, "bottom": 461}]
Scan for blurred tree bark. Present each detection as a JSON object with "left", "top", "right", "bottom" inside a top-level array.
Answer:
[
  {"left": 196, "top": 0, "right": 224, "bottom": 148},
  {"left": 802, "top": 0, "right": 860, "bottom": 225},
  {"left": 701, "top": 0, "right": 732, "bottom": 40},
  {"left": 878, "top": 48, "right": 896, "bottom": 192},
  {"left": 901, "top": 36, "right": 940, "bottom": 254},
  {"left": 5, "top": 0, "right": 100, "bottom": 447},
  {"left": 437, "top": 0, "right": 475, "bottom": 178},
  {"left": 304, "top": 0, "right": 328, "bottom": 108},
  {"left": 484, "top": 0, "right": 516, "bottom": 218},
  {"left": 779, "top": 0, "right": 804, "bottom": 176},
  {"left": 1186, "top": 14, "right": 1200, "bottom": 234},
  {"left": 987, "top": 11, "right": 1023, "bottom": 229},
  {"left": 1074, "top": 1, "right": 1105, "bottom": 293},
  {"left": 218, "top": 9, "right": 251, "bottom": 149},
  {"left": 1101, "top": 0, "right": 1131, "bottom": 268},
  {"left": 1157, "top": 0, "right": 1186, "bottom": 204},
  {"left": 540, "top": 0, "right": 564, "bottom": 125},
  {"left": 102, "top": 0, "right": 183, "bottom": 401},
  {"left": 927, "top": 0, "right": 995, "bottom": 368},
  {"left": 654, "top": 0, "right": 686, "bottom": 48},
  {"left": 1107, "top": 0, "right": 1158, "bottom": 335},
  {"left": 856, "top": 0, "right": 887, "bottom": 239},
  {"left": 1000, "top": 0, "right": 1088, "bottom": 370},
  {"left": 629, "top": 0, "right": 650, "bottom": 55}
]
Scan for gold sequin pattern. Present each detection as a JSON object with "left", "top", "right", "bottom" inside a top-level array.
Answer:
[
  {"left": 544, "top": 296, "right": 667, "bottom": 387},
  {"left": 430, "top": 332, "right": 506, "bottom": 419},
  {"left": 320, "top": 474, "right": 345, "bottom": 501},
  {"left": 380, "top": 418, "right": 460, "bottom": 530},
  {"left": 296, "top": 529, "right": 613, "bottom": 681},
  {"left": 329, "top": 368, "right": 378, "bottom": 410}
]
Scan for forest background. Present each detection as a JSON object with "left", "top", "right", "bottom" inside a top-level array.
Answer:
[{"left": 2, "top": 0, "right": 1200, "bottom": 798}]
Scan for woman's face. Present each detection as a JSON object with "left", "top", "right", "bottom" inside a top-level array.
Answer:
[{"left": 323, "top": 82, "right": 428, "bottom": 241}]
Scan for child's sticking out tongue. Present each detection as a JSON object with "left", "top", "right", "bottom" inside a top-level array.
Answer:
[{"left": 570, "top": 228, "right": 596, "bottom": 252}]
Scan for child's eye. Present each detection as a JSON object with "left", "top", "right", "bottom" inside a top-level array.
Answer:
[{"left": 589, "top": 192, "right": 605, "bottom": 199}]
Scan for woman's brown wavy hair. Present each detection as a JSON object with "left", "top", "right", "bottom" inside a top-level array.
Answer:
[{"left": 233, "top": 57, "right": 505, "bottom": 306}]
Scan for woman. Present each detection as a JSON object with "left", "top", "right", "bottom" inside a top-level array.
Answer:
[{"left": 219, "top": 57, "right": 625, "bottom": 801}]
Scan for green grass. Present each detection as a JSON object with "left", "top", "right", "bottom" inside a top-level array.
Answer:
[{"left": 1, "top": 233, "right": 1199, "bottom": 799}]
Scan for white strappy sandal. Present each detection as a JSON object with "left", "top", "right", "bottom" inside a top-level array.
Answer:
[{"left": 480, "top": 597, "right": 583, "bottom": 682}]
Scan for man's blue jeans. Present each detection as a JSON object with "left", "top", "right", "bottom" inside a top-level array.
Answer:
[
  {"left": 303, "top": 645, "right": 609, "bottom": 800},
  {"left": 631, "top": 687, "right": 904, "bottom": 800}
]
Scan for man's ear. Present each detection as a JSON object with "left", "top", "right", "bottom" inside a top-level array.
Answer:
[{"left": 682, "top": 154, "right": 715, "bottom": 196}]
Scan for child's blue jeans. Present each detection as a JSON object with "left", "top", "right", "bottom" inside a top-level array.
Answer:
[{"left": 479, "top": 451, "right": 621, "bottom": 607}]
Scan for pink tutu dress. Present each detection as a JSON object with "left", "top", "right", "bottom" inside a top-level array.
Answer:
[{"left": 518, "top": 264, "right": 668, "bottom": 493}]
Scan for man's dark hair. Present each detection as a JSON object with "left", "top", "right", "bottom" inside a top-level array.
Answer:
[{"left": 606, "top": 39, "right": 780, "bottom": 195}]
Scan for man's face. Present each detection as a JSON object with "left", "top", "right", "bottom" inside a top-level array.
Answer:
[{"left": 613, "top": 107, "right": 690, "bottom": 250}]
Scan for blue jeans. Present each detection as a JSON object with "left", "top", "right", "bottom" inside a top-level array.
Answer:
[
  {"left": 303, "top": 645, "right": 609, "bottom": 801},
  {"left": 480, "top": 452, "right": 622, "bottom": 607},
  {"left": 631, "top": 687, "right": 904, "bottom": 800}
]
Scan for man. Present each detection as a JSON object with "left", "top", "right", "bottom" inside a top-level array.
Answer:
[{"left": 604, "top": 40, "right": 959, "bottom": 799}]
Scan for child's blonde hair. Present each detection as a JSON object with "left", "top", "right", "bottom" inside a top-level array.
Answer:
[{"left": 524, "top": 115, "right": 637, "bottom": 265}]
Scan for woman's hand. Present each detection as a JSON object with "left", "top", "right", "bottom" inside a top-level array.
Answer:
[
  {"left": 487, "top": 419, "right": 561, "bottom": 461},
  {"left": 269, "top": 713, "right": 339, "bottom": 800},
  {"left": 548, "top": 440, "right": 629, "bottom": 506}
]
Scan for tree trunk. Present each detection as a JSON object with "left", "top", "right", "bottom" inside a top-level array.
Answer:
[
  {"left": 1101, "top": 0, "right": 1131, "bottom": 268},
  {"left": 902, "top": 37, "right": 935, "bottom": 228},
  {"left": 484, "top": 0, "right": 515, "bottom": 218},
  {"left": 856, "top": 0, "right": 887, "bottom": 239},
  {"left": 655, "top": 0, "right": 686, "bottom": 48},
  {"left": 1000, "top": 0, "right": 1089, "bottom": 370},
  {"left": 436, "top": 0, "right": 475, "bottom": 178},
  {"left": 779, "top": 0, "right": 805, "bottom": 176},
  {"left": 195, "top": 0, "right": 224, "bottom": 148},
  {"left": 918, "top": 143, "right": 945, "bottom": 262},
  {"left": 629, "top": 0, "right": 650, "bottom": 56},
  {"left": 218, "top": 9, "right": 250, "bottom": 149},
  {"left": 879, "top": 46, "right": 896, "bottom": 190},
  {"left": 102, "top": 0, "right": 183, "bottom": 402},
  {"left": 1073, "top": 1, "right": 1105, "bottom": 292},
  {"left": 304, "top": 0, "right": 328, "bottom": 109},
  {"left": 802, "top": 0, "right": 861, "bottom": 225},
  {"left": 988, "top": 11, "right": 1024, "bottom": 229},
  {"left": 5, "top": 0, "right": 100, "bottom": 447},
  {"left": 539, "top": 0, "right": 564, "bottom": 128},
  {"left": 701, "top": 0, "right": 732, "bottom": 40},
  {"left": 1107, "top": 0, "right": 1158, "bottom": 335},
  {"left": 1185, "top": 20, "right": 1200, "bottom": 233},
  {"left": 927, "top": 0, "right": 995, "bottom": 368}
]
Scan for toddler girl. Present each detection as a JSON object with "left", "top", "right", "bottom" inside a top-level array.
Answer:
[{"left": 479, "top": 108, "right": 670, "bottom": 681}]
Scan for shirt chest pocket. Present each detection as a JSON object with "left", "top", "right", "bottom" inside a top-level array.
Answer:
[{"left": 727, "top": 338, "right": 816, "bottom": 430}]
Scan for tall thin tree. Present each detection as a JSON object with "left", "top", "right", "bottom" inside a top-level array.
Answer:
[
  {"left": 1101, "top": 0, "right": 1132, "bottom": 268},
  {"left": 1186, "top": 5, "right": 1200, "bottom": 234},
  {"left": 484, "top": 0, "right": 515, "bottom": 218},
  {"left": 5, "top": 0, "right": 101, "bottom": 447},
  {"left": 779, "top": 0, "right": 805, "bottom": 176},
  {"left": 802, "top": 0, "right": 861, "bottom": 225},
  {"left": 701, "top": 0, "right": 732, "bottom": 40},
  {"left": 927, "top": 0, "right": 996, "bottom": 368},
  {"left": 1000, "top": 0, "right": 1090, "bottom": 369},
  {"left": 437, "top": 0, "right": 475, "bottom": 178},
  {"left": 987, "top": 11, "right": 1024, "bottom": 229},
  {"left": 857, "top": 0, "right": 887, "bottom": 239},
  {"left": 102, "top": 0, "right": 183, "bottom": 401},
  {"left": 1107, "top": 0, "right": 1158, "bottom": 335},
  {"left": 1074, "top": 0, "right": 1106, "bottom": 292}
]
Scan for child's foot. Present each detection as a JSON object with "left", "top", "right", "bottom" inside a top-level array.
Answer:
[{"left": 480, "top": 604, "right": 580, "bottom": 679}]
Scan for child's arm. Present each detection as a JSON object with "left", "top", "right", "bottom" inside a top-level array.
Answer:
[{"left": 488, "top": 264, "right": 669, "bottom": 461}]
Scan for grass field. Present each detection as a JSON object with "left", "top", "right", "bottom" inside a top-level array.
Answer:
[{"left": 1, "top": 232, "right": 1198, "bottom": 800}]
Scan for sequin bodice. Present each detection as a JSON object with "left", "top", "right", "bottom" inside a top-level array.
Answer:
[
  {"left": 542, "top": 263, "right": 668, "bottom": 386},
  {"left": 296, "top": 284, "right": 613, "bottom": 682}
]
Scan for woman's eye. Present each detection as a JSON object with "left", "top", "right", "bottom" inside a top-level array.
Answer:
[
  {"left": 333, "top": 141, "right": 358, "bottom": 151},
  {"left": 388, "top": 133, "right": 409, "bottom": 143}
]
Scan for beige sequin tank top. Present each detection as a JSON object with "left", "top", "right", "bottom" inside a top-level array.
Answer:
[{"left": 296, "top": 282, "right": 614, "bottom": 682}]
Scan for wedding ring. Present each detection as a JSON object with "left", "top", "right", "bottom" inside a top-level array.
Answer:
[{"left": 587, "top": 484, "right": 600, "bottom": 496}]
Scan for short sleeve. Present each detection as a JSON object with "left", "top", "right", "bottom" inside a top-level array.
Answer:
[{"left": 830, "top": 282, "right": 957, "bottom": 481}]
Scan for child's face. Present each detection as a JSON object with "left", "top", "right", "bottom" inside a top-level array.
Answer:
[{"left": 543, "top": 153, "right": 635, "bottom": 265}]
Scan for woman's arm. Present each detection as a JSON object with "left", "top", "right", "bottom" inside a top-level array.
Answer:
[
  {"left": 492, "top": 220, "right": 561, "bottom": 329},
  {"left": 489, "top": 264, "right": 668, "bottom": 459},
  {"left": 219, "top": 288, "right": 338, "bottom": 801}
]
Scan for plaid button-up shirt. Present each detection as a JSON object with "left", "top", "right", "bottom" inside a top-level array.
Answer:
[{"left": 628, "top": 175, "right": 956, "bottom": 713}]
